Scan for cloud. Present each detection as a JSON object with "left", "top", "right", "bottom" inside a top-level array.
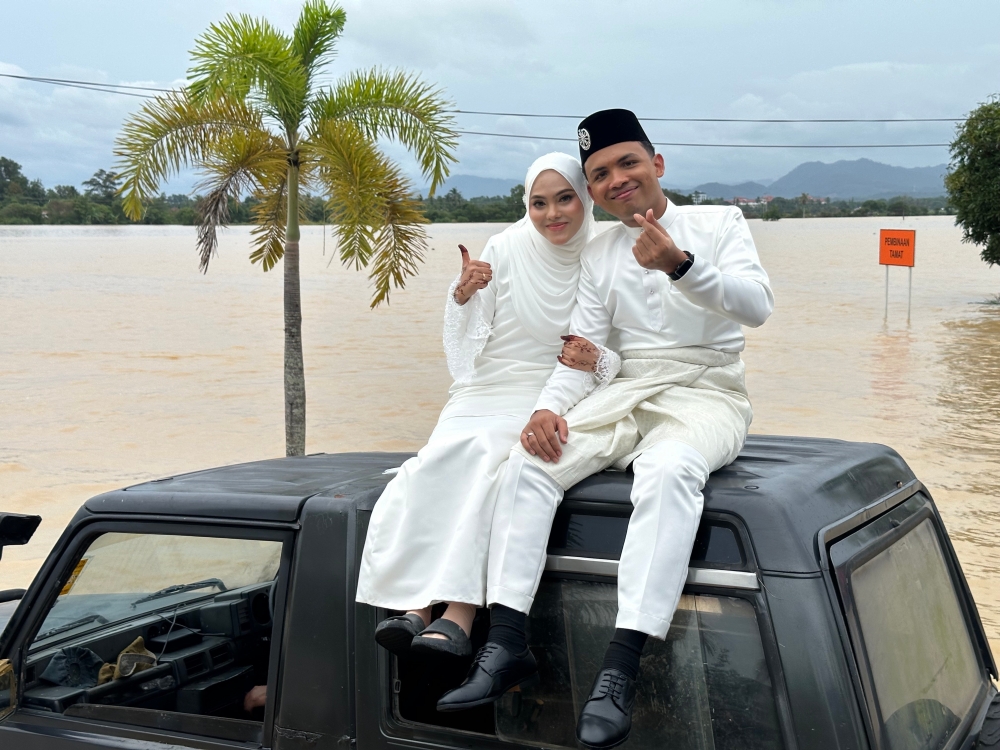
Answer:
[{"left": 2, "top": 0, "right": 999, "bottom": 192}]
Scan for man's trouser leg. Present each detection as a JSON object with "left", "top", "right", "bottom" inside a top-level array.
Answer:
[
  {"left": 487, "top": 452, "right": 564, "bottom": 614},
  {"left": 615, "top": 439, "right": 711, "bottom": 639}
]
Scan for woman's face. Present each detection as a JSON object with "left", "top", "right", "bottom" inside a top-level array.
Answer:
[{"left": 527, "top": 170, "right": 586, "bottom": 245}]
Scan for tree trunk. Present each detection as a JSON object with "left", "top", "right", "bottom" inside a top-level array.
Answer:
[{"left": 284, "top": 159, "right": 306, "bottom": 456}]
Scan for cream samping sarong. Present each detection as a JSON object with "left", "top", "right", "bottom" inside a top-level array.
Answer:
[{"left": 514, "top": 347, "right": 753, "bottom": 489}]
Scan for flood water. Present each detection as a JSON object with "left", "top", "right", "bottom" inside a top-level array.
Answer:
[{"left": 3, "top": 217, "right": 1000, "bottom": 649}]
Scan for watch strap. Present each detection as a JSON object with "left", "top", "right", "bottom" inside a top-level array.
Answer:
[{"left": 668, "top": 251, "right": 694, "bottom": 281}]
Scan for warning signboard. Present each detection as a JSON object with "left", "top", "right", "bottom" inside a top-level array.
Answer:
[{"left": 879, "top": 229, "right": 916, "bottom": 267}]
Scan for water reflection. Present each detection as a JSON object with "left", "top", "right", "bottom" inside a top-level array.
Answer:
[{"left": 937, "top": 308, "right": 1000, "bottom": 493}]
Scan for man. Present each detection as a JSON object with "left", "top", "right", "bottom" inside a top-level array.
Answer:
[{"left": 437, "top": 109, "right": 773, "bottom": 749}]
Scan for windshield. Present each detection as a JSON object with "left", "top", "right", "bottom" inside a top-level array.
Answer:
[{"left": 33, "top": 532, "right": 282, "bottom": 648}]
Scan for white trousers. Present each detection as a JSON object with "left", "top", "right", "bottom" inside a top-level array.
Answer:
[{"left": 486, "top": 439, "right": 710, "bottom": 639}]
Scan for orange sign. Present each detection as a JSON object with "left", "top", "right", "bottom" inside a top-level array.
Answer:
[{"left": 879, "top": 229, "right": 916, "bottom": 267}]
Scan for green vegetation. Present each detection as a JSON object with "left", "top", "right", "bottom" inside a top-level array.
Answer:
[
  {"left": 421, "top": 187, "right": 693, "bottom": 222},
  {"left": 730, "top": 195, "right": 952, "bottom": 221},
  {"left": 946, "top": 96, "right": 1000, "bottom": 267},
  {"left": 114, "top": 0, "right": 457, "bottom": 456},
  {"left": 0, "top": 157, "right": 341, "bottom": 226}
]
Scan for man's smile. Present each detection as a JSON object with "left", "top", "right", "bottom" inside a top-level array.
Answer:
[{"left": 611, "top": 185, "right": 639, "bottom": 201}]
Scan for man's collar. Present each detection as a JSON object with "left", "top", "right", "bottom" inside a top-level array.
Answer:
[{"left": 624, "top": 198, "right": 675, "bottom": 239}]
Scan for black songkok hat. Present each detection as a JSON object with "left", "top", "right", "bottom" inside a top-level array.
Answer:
[{"left": 577, "top": 108, "right": 650, "bottom": 166}]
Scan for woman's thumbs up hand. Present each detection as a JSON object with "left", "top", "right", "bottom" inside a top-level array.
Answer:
[{"left": 454, "top": 244, "right": 493, "bottom": 305}]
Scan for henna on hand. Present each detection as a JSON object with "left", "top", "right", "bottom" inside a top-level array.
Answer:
[
  {"left": 454, "top": 244, "right": 493, "bottom": 305},
  {"left": 558, "top": 335, "right": 600, "bottom": 373}
]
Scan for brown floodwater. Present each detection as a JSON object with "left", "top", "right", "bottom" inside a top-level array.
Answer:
[{"left": 2, "top": 217, "right": 1000, "bottom": 649}]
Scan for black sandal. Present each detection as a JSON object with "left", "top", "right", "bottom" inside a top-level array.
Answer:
[
  {"left": 410, "top": 617, "right": 473, "bottom": 660},
  {"left": 374, "top": 613, "right": 426, "bottom": 656}
]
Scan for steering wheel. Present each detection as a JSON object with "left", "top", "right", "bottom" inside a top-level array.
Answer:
[{"left": 268, "top": 580, "right": 277, "bottom": 623}]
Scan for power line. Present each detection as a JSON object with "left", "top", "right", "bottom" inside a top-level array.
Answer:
[
  {"left": 4, "top": 73, "right": 965, "bottom": 124},
  {"left": 0, "top": 73, "right": 163, "bottom": 98},
  {"left": 456, "top": 129, "right": 949, "bottom": 149},
  {"left": 0, "top": 73, "right": 173, "bottom": 92},
  {"left": 452, "top": 108, "right": 964, "bottom": 124},
  {"left": 0, "top": 72, "right": 954, "bottom": 148}
]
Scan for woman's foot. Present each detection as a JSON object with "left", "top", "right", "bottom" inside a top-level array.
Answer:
[
  {"left": 374, "top": 610, "right": 428, "bottom": 656},
  {"left": 421, "top": 603, "right": 474, "bottom": 641},
  {"left": 410, "top": 602, "right": 476, "bottom": 660}
]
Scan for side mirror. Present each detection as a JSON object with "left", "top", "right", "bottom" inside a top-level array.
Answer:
[
  {"left": 0, "top": 659, "right": 14, "bottom": 721},
  {"left": 0, "top": 514, "right": 42, "bottom": 562}
]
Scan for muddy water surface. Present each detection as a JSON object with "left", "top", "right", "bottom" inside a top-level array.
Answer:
[{"left": 3, "top": 218, "right": 999, "bottom": 649}]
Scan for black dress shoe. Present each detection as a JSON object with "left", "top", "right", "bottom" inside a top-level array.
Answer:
[
  {"left": 436, "top": 641, "right": 537, "bottom": 712},
  {"left": 576, "top": 668, "right": 637, "bottom": 750}
]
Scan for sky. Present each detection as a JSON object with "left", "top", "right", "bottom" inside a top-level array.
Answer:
[{"left": 1, "top": 0, "right": 998, "bottom": 193}]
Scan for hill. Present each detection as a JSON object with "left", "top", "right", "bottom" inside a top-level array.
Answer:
[{"left": 689, "top": 159, "right": 947, "bottom": 200}]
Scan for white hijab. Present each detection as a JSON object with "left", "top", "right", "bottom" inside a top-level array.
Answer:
[{"left": 496, "top": 152, "right": 597, "bottom": 346}]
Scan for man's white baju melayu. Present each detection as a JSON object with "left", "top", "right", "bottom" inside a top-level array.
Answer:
[
  {"left": 487, "top": 201, "right": 774, "bottom": 638},
  {"left": 356, "top": 153, "right": 610, "bottom": 612}
]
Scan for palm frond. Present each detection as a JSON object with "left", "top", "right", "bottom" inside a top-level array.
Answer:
[
  {"left": 248, "top": 175, "right": 289, "bottom": 272},
  {"left": 292, "top": 0, "right": 346, "bottom": 79},
  {"left": 367, "top": 171, "right": 428, "bottom": 307},
  {"left": 311, "top": 68, "right": 458, "bottom": 194},
  {"left": 306, "top": 120, "right": 388, "bottom": 271},
  {"left": 192, "top": 129, "right": 287, "bottom": 272},
  {"left": 305, "top": 120, "right": 427, "bottom": 306},
  {"left": 188, "top": 13, "right": 307, "bottom": 128},
  {"left": 115, "top": 91, "right": 266, "bottom": 220}
]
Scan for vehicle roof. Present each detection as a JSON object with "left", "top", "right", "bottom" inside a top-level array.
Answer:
[{"left": 83, "top": 435, "right": 916, "bottom": 573}]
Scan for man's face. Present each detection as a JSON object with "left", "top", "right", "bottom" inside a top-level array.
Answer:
[{"left": 584, "top": 142, "right": 666, "bottom": 226}]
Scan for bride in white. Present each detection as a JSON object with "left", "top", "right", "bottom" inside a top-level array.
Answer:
[{"left": 356, "top": 152, "right": 617, "bottom": 659}]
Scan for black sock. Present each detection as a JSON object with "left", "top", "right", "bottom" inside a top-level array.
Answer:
[
  {"left": 601, "top": 628, "right": 647, "bottom": 680},
  {"left": 488, "top": 605, "right": 528, "bottom": 655}
]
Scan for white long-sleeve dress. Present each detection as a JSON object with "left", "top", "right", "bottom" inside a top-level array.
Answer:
[{"left": 355, "top": 241, "right": 619, "bottom": 610}]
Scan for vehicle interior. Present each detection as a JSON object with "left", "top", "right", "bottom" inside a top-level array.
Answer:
[{"left": 20, "top": 531, "right": 281, "bottom": 744}]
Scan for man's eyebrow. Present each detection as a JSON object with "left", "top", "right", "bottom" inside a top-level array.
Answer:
[{"left": 617, "top": 152, "right": 639, "bottom": 164}]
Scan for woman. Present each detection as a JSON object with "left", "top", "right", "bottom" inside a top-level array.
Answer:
[{"left": 356, "top": 152, "right": 618, "bottom": 658}]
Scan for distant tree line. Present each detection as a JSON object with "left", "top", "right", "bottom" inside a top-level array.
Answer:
[
  {"left": 737, "top": 194, "right": 953, "bottom": 221},
  {"left": 420, "top": 185, "right": 694, "bottom": 223},
  {"left": 1, "top": 154, "right": 956, "bottom": 227},
  {"left": 0, "top": 157, "right": 341, "bottom": 227}
]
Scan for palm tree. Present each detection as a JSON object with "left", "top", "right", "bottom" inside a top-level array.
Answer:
[{"left": 115, "top": 0, "right": 457, "bottom": 456}]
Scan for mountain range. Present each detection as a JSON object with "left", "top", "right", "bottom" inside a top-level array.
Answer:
[
  {"left": 688, "top": 159, "right": 948, "bottom": 200},
  {"left": 425, "top": 159, "right": 949, "bottom": 201}
]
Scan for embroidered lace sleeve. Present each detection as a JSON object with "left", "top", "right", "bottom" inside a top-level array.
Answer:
[
  {"left": 586, "top": 344, "right": 622, "bottom": 395},
  {"left": 443, "top": 274, "right": 495, "bottom": 384}
]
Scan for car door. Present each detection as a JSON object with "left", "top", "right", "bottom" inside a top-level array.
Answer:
[
  {"left": 0, "top": 516, "right": 294, "bottom": 749},
  {"left": 354, "top": 495, "right": 797, "bottom": 750}
]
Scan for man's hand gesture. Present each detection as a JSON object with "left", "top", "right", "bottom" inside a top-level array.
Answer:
[
  {"left": 454, "top": 244, "right": 492, "bottom": 305},
  {"left": 520, "top": 409, "right": 568, "bottom": 463},
  {"left": 632, "top": 209, "right": 688, "bottom": 274}
]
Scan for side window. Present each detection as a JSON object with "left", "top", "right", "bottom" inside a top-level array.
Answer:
[
  {"left": 833, "top": 512, "right": 983, "bottom": 749},
  {"left": 496, "top": 579, "right": 782, "bottom": 750},
  {"left": 24, "top": 532, "right": 282, "bottom": 742}
]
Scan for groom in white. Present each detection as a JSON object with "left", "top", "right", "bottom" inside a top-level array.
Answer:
[{"left": 437, "top": 109, "right": 773, "bottom": 749}]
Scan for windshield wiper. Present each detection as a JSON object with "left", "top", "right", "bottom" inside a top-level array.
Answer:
[
  {"left": 37, "top": 614, "right": 108, "bottom": 641},
  {"left": 130, "top": 578, "right": 227, "bottom": 608}
]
